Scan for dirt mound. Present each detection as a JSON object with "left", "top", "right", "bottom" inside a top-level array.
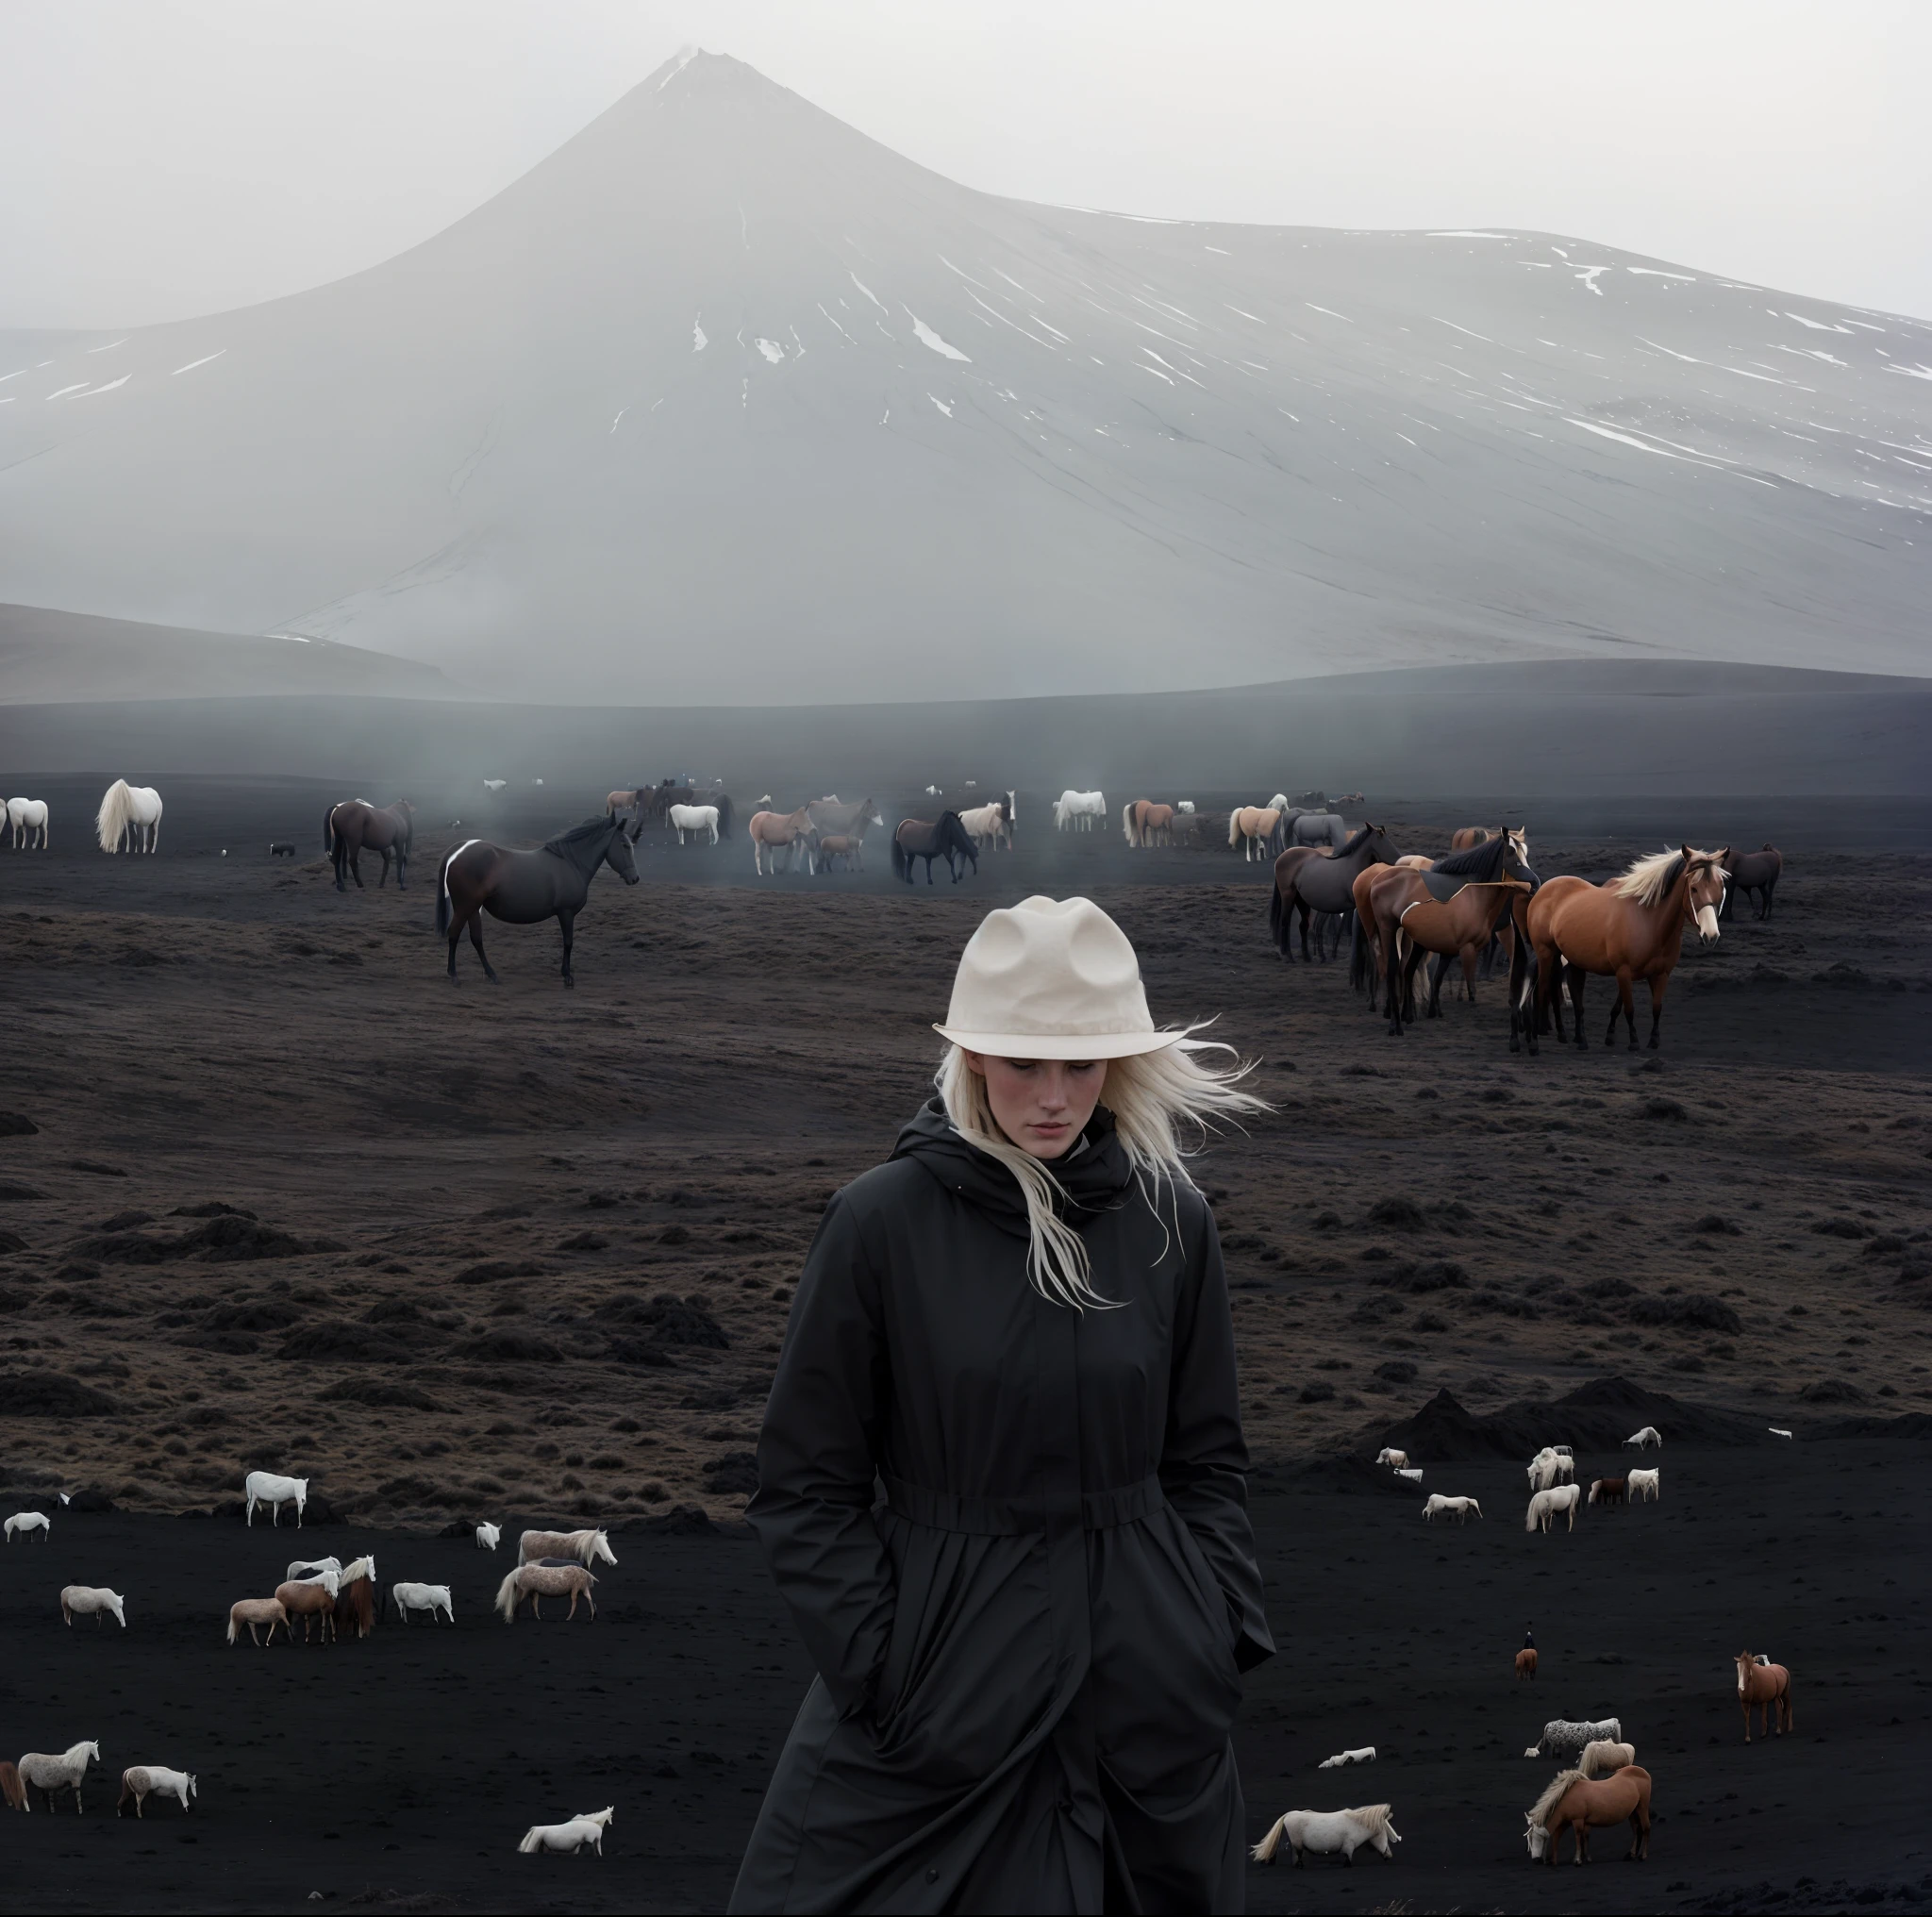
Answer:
[
  {"left": 597, "top": 1292, "right": 730, "bottom": 1348},
  {"left": 0, "top": 1112, "right": 40, "bottom": 1136},
  {"left": 72, "top": 1214, "right": 325, "bottom": 1264},
  {"left": 276, "top": 1322, "right": 414, "bottom": 1363},
  {"left": 0, "top": 1370, "right": 120, "bottom": 1416},
  {"left": 317, "top": 1378, "right": 442, "bottom": 1409},
  {"left": 1375, "top": 1375, "right": 1766, "bottom": 1461},
  {"left": 455, "top": 1330, "right": 563, "bottom": 1363},
  {"left": 453, "top": 1259, "right": 548, "bottom": 1285}
]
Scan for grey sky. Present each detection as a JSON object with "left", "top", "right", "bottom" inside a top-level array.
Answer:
[{"left": 2, "top": 0, "right": 1927, "bottom": 331}]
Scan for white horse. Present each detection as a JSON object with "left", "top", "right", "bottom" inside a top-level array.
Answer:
[
  {"left": 483, "top": 778, "right": 507, "bottom": 792},
  {"left": 1525, "top": 1715, "right": 1622, "bottom": 1760},
  {"left": 1526, "top": 1483, "right": 1582, "bottom": 1533},
  {"left": 1526, "top": 1447, "right": 1575, "bottom": 1492},
  {"left": 518, "top": 1526, "right": 617, "bottom": 1569},
  {"left": 7, "top": 797, "right": 49, "bottom": 849},
  {"left": 958, "top": 800, "right": 1008, "bottom": 852},
  {"left": 244, "top": 1471, "right": 308, "bottom": 1526},
  {"left": 1052, "top": 790, "right": 1106, "bottom": 832},
  {"left": 95, "top": 780, "right": 163, "bottom": 854},
  {"left": 286, "top": 1555, "right": 341, "bottom": 1585},
  {"left": 1374, "top": 1448, "right": 1408, "bottom": 1469},
  {"left": 1252, "top": 1804, "right": 1400, "bottom": 1867},
  {"left": 1627, "top": 1467, "right": 1660, "bottom": 1503},
  {"left": 60, "top": 1586, "right": 126, "bottom": 1627},
  {"left": 1394, "top": 1467, "right": 1423, "bottom": 1482},
  {"left": 1623, "top": 1425, "right": 1662, "bottom": 1449},
  {"left": 519, "top": 1806, "right": 613, "bottom": 1855},
  {"left": 1770, "top": 1426, "right": 1793, "bottom": 1440},
  {"left": 1423, "top": 1494, "right": 1482, "bottom": 1523},
  {"left": 119, "top": 1765, "right": 195, "bottom": 1816},
  {"left": 391, "top": 1581, "right": 454, "bottom": 1624},
  {"left": 19, "top": 1740, "right": 100, "bottom": 1812},
  {"left": 1317, "top": 1746, "right": 1376, "bottom": 1769},
  {"left": 668, "top": 803, "right": 719, "bottom": 846},
  {"left": 1578, "top": 1738, "right": 1638, "bottom": 1778},
  {"left": 1175, "top": 800, "right": 1195, "bottom": 814},
  {"left": 5, "top": 1510, "right": 51, "bottom": 1542},
  {"left": 476, "top": 1522, "right": 502, "bottom": 1550},
  {"left": 1267, "top": 792, "right": 1291, "bottom": 812}
]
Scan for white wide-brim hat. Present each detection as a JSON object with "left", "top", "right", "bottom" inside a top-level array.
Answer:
[{"left": 933, "top": 895, "right": 1185, "bottom": 1060}]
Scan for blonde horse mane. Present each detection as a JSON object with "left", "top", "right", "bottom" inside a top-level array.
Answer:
[
  {"left": 1528, "top": 1767, "right": 1586, "bottom": 1825},
  {"left": 1607, "top": 846, "right": 1723, "bottom": 907},
  {"left": 1348, "top": 1803, "right": 1394, "bottom": 1837}
]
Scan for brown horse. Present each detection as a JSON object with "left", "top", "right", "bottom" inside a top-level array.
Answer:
[
  {"left": 333, "top": 1568, "right": 376, "bottom": 1640},
  {"left": 0, "top": 1760, "right": 24, "bottom": 1810},
  {"left": 1272, "top": 825, "right": 1401, "bottom": 963},
  {"left": 1528, "top": 846, "right": 1726, "bottom": 1051},
  {"left": 1718, "top": 843, "right": 1783, "bottom": 920},
  {"left": 1354, "top": 831, "right": 1540, "bottom": 1046},
  {"left": 747, "top": 807, "right": 817, "bottom": 875},
  {"left": 1736, "top": 1652, "right": 1793, "bottom": 1741},
  {"left": 604, "top": 789, "right": 640, "bottom": 818},
  {"left": 1122, "top": 799, "right": 1175, "bottom": 847},
  {"left": 273, "top": 1580, "right": 336, "bottom": 1644},
  {"left": 1589, "top": 1477, "right": 1628, "bottom": 1508},
  {"left": 324, "top": 799, "right": 414, "bottom": 892},
  {"left": 1450, "top": 826, "right": 1498, "bottom": 851},
  {"left": 436, "top": 814, "right": 641, "bottom": 986},
  {"left": 1527, "top": 1764, "right": 1652, "bottom": 1864},
  {"left": 1516, "top": 1647, "right": 1539, "bottom": 1681}
]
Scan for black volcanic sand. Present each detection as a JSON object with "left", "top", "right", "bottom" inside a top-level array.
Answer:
[
  {"left": 0, "top": 777, "right": 1929, "bottom": 1909},
  {"left": 2, "top": 1434, "right": 1928, "bottom": 1914}
]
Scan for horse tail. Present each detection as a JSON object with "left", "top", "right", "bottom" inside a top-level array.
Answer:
[
  {"left": 1227, "top": 809, "right": 1241, "bottom": 849},
  {"left": 95, "top": 779, "right": 127, "bottom": 853},
  {"left": 891, "top": 836, "right": 907, "bottom": 881},
  {"left": 1121, "top": 801, "right": 1136, "bottom": 846},
  {"left": 1251, "top": 1813, "right": 1289, "bottom": 1864},
  {"left": 225, "top": 1611, "right": 238, "bottom": 1645},
  {"left": 517, "top": 1826, "right": 542, "bottom": 1854},
  {"left": 493, "top": 1570, "right": 520, "bottom": 1621},
  {"left": 323, "top": 805, "right": 337, "bottom": 858},
  {"left": 716, "top": 794, "right": 733, "bottom": 839},
  {"left": 435, "top": 851, "right": 455, "bottom": 939}
]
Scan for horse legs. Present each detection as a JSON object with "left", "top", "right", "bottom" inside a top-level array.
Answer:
[
  {"left": 1608, "top": 968, "right": 1638, "bottom": 1048},
  {"left": 332, "top": 839, "right": 347, "bottom": 892},
  {"left": 1565, "top": 964, "right": 1588, "bottom": 1046},
  {"left": 558, "top": 908, "right": 576, "bottom": 987},
  {"left": 378, "top": 848, "right": 391, "bottom": 888},
  {"left": 1297, "top": 900, "right": 1315, "bottom": 963},
  {"left": 1646, "top": 975, "right": 1668, "bottom": 1049},
  {"left": 1398, "top": 942, "right": 1428, "bottom": 1031},
  {"left": 464, "top": 910, "right": 498, "bottom": 983}
]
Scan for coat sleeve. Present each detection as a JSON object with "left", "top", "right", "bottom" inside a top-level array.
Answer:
[
  {"left": 746, "top": 1189, "right": 896, "bottom": 1716},
  {"left": 1158, "top": 1199, "right": 1276, "bottom": 1673}
]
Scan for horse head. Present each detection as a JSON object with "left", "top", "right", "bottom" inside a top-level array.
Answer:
[
  {"left": 1683, "top": 846, "right": 1725, "bottom": 944},
  {"left": 607, "top": 821, "right": 642, "bottom": 884}
]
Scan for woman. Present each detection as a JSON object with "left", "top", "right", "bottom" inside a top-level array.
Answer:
[{"left": 732, "top": 895, "right": 1274, "bottom": 1915}]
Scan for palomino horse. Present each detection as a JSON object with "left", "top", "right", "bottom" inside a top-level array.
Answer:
[
  {"left": 494, "top": 1562, "right": 598, "bottom": 1621},
  {"left": 1229, "top": 807, "right": 1283, "bottom": 861},
  {"left": 1525, "top": 1765, "right": 1651, "bottom": 1864},
  {"left": 325, "top": 798, "right": 414, "bottom": 891},
  {"left": 437, "top": 814, "right": 640, "bottom": 986},
  {"left": 892, "top": 813, "right": 979, "bottom": 885},
  {"left": 747, "top": 806, "right": 818, "bottom": 875},
  {"left": 1516, "top": 1648, "right": 1539, "bottom": 1680},
  {"left": 226, "top": 1597, "right": 288, "bottom": 1646},
  {"left": 1718, "top": 843, "right": 1783, "bottom": 919},
  {"left": 1735, "top": 1652, "right": 1793, "bottom": 1741},
  {"left": 1271, "top": 825, "right": 1401, "bottom": 962},
  {"left": 96, "top": 780, "right": 162, "bottom": 853},
  {"left": 958, "top": 799, "right": 1008, "bottom": 853},
  {"left": 518, "top": 1527, "right": 618, "bottom": 1568},
  {"left": 1528, "top": 846, "right": 1726, "bottom": 1050},
  {"left": 7, "top": 797, "right": 49, "bottom": 849},
  {"left": 1353, "top": 832, "right": 1539, "bottom": 1045},
  {"left": 1052, "top": 790, "right": 1106, "bottom": 831},
  {"left": 807, "top": 796, "right": 883, "bottom": 846},
  {"left": 1121, "top": 800, "right": 1175, "bottom": 847}
]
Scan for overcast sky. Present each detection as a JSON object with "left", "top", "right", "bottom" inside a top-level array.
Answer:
[{"left": 3, "top": 0, "right": 1926, "bottom": 331}]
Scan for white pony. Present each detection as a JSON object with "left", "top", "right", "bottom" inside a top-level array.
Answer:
[
  {"left": 95, "top": 780, "right": 163, "bottom": 854},
  {"left": 1770, "top": 1427, "right": 1793, "bottom": 1440},
  {"left": 1374, "top": 1448, "right": 1408, "bottom": 1469},
  {"left": 1267, "top": 792, "right": 1291, "bottom": 812},
  {"left": 1526, "top": 1447, "right": 1575, "bottom": 1492},
  {"left": 5, "top": 1510, "right": 51, "bottom": 1542},
  {"left": 119, "top": 1766, "right": 195, "bottom": 1816},
  {"left": 1317, "top": 1746, "right": 1376, "bottom": 1769},
  {"left": 1052, "top": 790, "right": 1106, "bottom": 832},
  {"left": 1623, "top": 1425, "right": 1662, "bottom": 1449},
  {"left": 1526, "top": 1483, "right": 1582, "bottom": 1533},
  {"left": 7, "top": 797, "right": 49, "bottom": 849},
  {"left": 1627, "top": 1467, "right": 1660, "bottom": 1503},
  {"left": 476, "top": 1522, "right": 502, "bottom": 1550},
  {"left": 1423, "top": 1494, "right": 1482, "bottom": 1523},
  {"left": 483, "top": 778, "right": 507, "bottom": 792},
  {"left": 958, "top": 800, "right": 1008, "bottom": 852},
  {"left": 668, "top": 803, "right": 719, "bottom": 846},
  {"left": 286, "top": 1555, "right": 341, "bottom": 1585},
  {"left": 1175, "top": 800, "right": 1195, "bottom": 814},
  {"left": 1578, "top": 1738, "right": 1638, "bottom": 1778},
  {"left": 1394, "top": 1467, "right": 1423, "bottom": 1482},
  {"left": 1252, "top": 1804, "right": 1399, "bottom": 1867},
  {"left": 519, "top": 1806, "right": 613, "bottom": 1855},
  {"left": 518, "top": 1527, "right": 617, "bottom": 1569},
  {"left": 60, "top": 1586, "right": 126, "bottom": 1627},
  {"left": 19, "top": 1740, "right": 101, "bottom": 1812},
  {"left": 1525, "top": 1715, "right": 1622, "bottom": 1760},
  {"left": 243, "top": 1471, "right": 308, "bottom": 1526},
  {"left": 391, "top": 1581, "right": 454, "bottom": 1624}
]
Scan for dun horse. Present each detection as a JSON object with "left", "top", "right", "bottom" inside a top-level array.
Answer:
[
  {"left": 1122, "top": 800, "right": 1175, "bottom": 847},
  {"left": 747, "top": 806, "right": 818, "bottom": 875},
  {"left": 1528, "top": 846, "right": 1726, "bottom": 1050},
  {"left": 892, "top": 813, "right": 979, "bottom": 885},
  {"left": 437, "top": 815, "right": 641, "bottom": 986},
  {"left": 1229, "top": 806, "right": 1283, "bottom": 861},
  {"left": 1270, "top": 825, "right": 1401, "bottom": 963},
  {"left": 325, "top": 798, "right": 415, "bottom": 891}
]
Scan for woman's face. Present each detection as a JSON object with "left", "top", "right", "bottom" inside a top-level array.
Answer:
[{"left": 964, "top": 1053, "right": 1107, "bottom": 1159}]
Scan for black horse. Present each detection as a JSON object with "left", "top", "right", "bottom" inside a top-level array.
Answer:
[
  {"left": 891, "top": 812, "right": 978, "bottom": 885},
  {"left": 1269, "top": 824, "right": 1402, "bottom": 962},
  {"left": 1718, "top": 843, "right": 1782, "bottom": 919},
  {"left": 435, "top": 814, "right": 640, "bottom": 985}
]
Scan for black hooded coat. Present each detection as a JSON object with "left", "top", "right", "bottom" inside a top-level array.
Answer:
[{"left": 730, "top": 1099, "right": 1274, "bottom": 1915}]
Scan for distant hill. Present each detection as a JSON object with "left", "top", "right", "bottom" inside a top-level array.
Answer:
[
  {"left": 0, "top": 605, "right": 468, "bottom": 704},
  {"left": 0, "top": 50, "right": 1926, "bottom": 700}
]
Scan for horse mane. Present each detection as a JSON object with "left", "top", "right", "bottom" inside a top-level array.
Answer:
[
  {"left": 541, "top": 815, "right": 617, "bottom": 856},
  {"left": 1349, "top": 1803, "right": 1394, "bottom": 1836},
  {"left": 1432, "top": 835, "right": 1507, "bottom": 880},
  {"left": 1528, "top": 1768, "right": 1585, "bottom": 1825},
  {"left": 1335, "top": 825, "right": 1374, "bottom": 857}
]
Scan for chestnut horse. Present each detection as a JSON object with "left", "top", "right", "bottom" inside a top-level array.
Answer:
[
  {"left": 1122, "top": 800, "right": 1175, "bottom": 848},
  {"left": 273, "top": 1579, "right": 337, "bottom": 1644},
  {"left": 1736, "top": 1651, "right": 1793, "bottom": 1741},
  {"left": 436, "top": 814, "right": 641, "bottom": 986},
  {"left": 1528, "top": 846, "right": 1726, "bottom": 1051},
  {"left": 1271, "top": 825, "right": 1401, "bottom": 963},
  {"left": 1718, "top": 843, "right": 1783, "bottom": 920},
  {"left": 1589, "top": 1477, "right": 1627, "bottom": 1508},
  {"left": 1525, "top": 1764, "right": 1652, "bottom": 1864},
  {"left": 324, "top": 799, "right": 414, "bottom": 892},
  {"left": 747, "top": 806, "right": 817, "bottom": 875},
  {"left": 1516, "top": 1648, "right": 1539, "bottom": 1681}
]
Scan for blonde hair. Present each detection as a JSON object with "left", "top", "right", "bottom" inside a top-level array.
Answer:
[{"left": 936, "top": 1036, "right": 1266, "bottom": 1310}]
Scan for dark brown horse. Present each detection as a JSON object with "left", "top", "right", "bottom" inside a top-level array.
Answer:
[
  {"left": 1718, "top": 843, "right": 1783, "bottom": 919},
  {"left": 436, "top": 814, "right": 640, "bottom": 986},
  {"left": 332, "top": 1570, "right": 376, "bottom": 1640},
  {"left": 1270, "top": 825, "right": 1401, "bottom": 962},
  {"left": 892, "top": 812, "right": 978, "bottom": 885},
  {"left": 325, "top": 799, "right": 415, "bottom": 892},
  {"left": 1735, "top": 1652, "right": 1793, "bottom": 1741},
  {"left": 1589, "top": 1477, "right": 1627, "bottom": 1508}
]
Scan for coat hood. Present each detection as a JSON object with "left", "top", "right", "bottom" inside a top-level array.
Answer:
[{"left": 891, "top": 1095, "right": 1135, "bottom": 1238}]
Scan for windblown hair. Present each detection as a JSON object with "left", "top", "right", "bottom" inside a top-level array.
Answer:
[
  {"left": 1607, "top": 846, "right": 1724, "bottom": 907},
  {"left": 936, "top": 1037, "right": 1267, "bottom": 1311},
  {"left": 1528, "top": 1767, "right": 1586, "bottom": 1826}
]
